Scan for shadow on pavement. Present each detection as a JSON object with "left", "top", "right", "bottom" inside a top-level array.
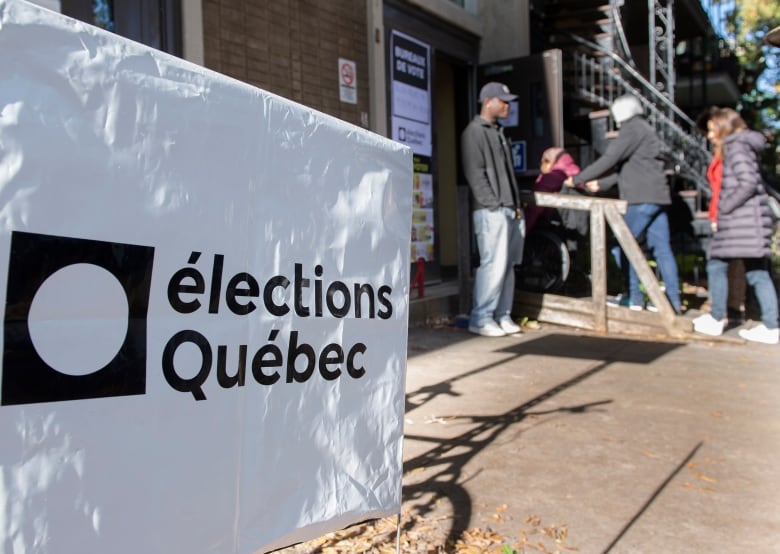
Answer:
[
  {"left": 403, "top": 330, "right": 685, "bottom": 549},
  {"left": 602, "top": 441, "right": 703, "bottom": 553}
]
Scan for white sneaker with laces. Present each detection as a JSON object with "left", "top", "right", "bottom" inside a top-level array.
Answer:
[
  {"left": 693, "top": 313, "right": 725, "bottom": 336},
  {"left": 468, "top": 320, "right": 506, "bottom": 337},
  {"left": 498, "top": 317, "right": 522, "bottom": 335},
  {"left": 738, "top": 324, "right": 779, "bottom": 345}
]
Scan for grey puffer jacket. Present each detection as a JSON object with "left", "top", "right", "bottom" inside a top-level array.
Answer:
[{"left": 708, "top": 129, "right": 773, "bottom": 259}]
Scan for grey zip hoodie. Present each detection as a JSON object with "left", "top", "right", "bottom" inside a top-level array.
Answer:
[{"left": 573, "top": 115, "right": 671, "bottom": 205}]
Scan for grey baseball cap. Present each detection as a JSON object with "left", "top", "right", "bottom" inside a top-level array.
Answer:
[{"left": 479, "top": 82, "right": 517, "bottom": 103}]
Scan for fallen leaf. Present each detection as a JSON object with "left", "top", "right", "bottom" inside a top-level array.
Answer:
[
  {"left": 682, "top": 481, "right": 716, "bottom": 493},
  {"left": 525, "top": 515, "right": 542, "bottom": 527}
]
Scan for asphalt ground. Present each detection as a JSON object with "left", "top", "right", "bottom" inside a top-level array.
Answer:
[{"left": 400, "top": 320, "right": 780, "bottom": 553}]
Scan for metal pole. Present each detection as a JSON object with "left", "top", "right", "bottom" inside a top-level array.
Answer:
[
  {"left": 666, "top": 0, "right": 676, "bottom": 107},
  {"left": 648, "top": 0, "right": 656, "bottom": 89}
]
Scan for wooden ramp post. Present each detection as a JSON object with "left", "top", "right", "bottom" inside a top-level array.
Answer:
[
  {"left": 514, "top": 192, "right": 692, "bottom": 338},
  {"left": 590, "top": 201, "right": 607, "bottom": 332}
]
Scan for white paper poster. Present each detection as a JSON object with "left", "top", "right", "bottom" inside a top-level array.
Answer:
[
  {"left": 411, "top": 172, "right": 434, "bottom": 261},
  {"left": 390, "top": 30, "right": 432, "bottom": 157},
  {"left": 0, "top": 1, "right": 412, "bottom": 552}
]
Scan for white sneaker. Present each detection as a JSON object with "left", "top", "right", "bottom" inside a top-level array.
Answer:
[
  {"left": 606, "top": 294, "right": 631, "bottom": 308},
  {"left": 693, "top": 313, "right": 725, "bottom": 336},
  {"left": 498, "top": 316, "right": 522, "bottom": 335},
  {"left": 468, "top": 320, "right": 506, "bottom": 337},
  {"left": 738, "top": 324, "right": 779, "bottom": 345}
]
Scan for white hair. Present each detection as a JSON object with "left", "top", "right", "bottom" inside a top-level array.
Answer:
[{"left": 610, "top": 94, "right": 644, "bottom": 126}]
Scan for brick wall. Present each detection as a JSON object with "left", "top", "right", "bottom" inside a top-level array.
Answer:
[{"left": 202, "top": 0, "right": 370, "bottom": 129}]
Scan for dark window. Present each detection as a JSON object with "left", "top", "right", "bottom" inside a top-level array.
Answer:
[
  {"left": 61, "top": 0, "right": 182, "bottom": 57},
  {"left": 93, "top": 0, "right": 115, "bottom": 32}
]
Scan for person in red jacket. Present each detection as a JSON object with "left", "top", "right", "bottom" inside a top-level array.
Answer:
[
  {"left": 693, "top": 108, "right": 778, "bottom": 344},
  {"left": 706, "top": 134, "right": 723, "bottom": 229},
  {"left": 702, "top": 106, "right": 747, "bottom": 324}
]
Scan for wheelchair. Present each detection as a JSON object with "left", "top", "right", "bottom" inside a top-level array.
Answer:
[{"left": 516, "top": 214, "right": 590, "bottom": 294}]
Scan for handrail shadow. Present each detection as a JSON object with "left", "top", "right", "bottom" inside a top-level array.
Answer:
[
  {"left": 602, "top": 441, "right": 704, "bottom": 553},
  {"left": 400, "top": 330, "right": 685, "bottom": 549}
]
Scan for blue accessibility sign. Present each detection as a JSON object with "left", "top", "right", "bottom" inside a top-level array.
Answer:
[{"left": 511, "top": 140, "right": 526, "bottom": 172}]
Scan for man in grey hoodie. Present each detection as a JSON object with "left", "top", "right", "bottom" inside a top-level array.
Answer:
[{"left": 565, "top": 94, "right": 682, "bottom": 313}]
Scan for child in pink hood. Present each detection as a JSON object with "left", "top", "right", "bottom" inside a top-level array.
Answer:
[{"left": 526, "top": 147, "right": 580, "bottom": 232}]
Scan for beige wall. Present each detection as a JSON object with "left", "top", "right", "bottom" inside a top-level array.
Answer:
[
  {"left": 395, "top": 0, "right": 530, "bottom": 63},
  {"left": 182, "top": 0, "right": 204, "bottom": 66},
  {"left": 392, "top": 1, "right": 530, "bottom": 63},
  {"left": 478, "top": 0, "right": 530, "bottom": 62},
  {"left": 403, "top": 0, "right": 481, "bottom": 36},
  {"left": 366, "top": 0, "right": 387, "bottom": 135}
]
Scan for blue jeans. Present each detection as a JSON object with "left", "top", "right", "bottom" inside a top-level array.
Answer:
[
  {"left": 707, "top": 258, "right": 778, "bottom": 329},
  {"left": 471, "top": 208, "right": 525, "bottom": 327},
  {"left": 615, "top": 203, "right": 681, "bottom": 312}
]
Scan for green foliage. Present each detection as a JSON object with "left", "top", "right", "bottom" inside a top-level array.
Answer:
[
  {"left": 725, "top": 2, "right": 779, "bottom": 87},
  {"left": 723, "top": 0, "right": 780, "bottom": 178}
]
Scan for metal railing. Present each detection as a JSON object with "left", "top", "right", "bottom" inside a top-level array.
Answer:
[
  {"left": 610, "top": 0, "right": 636, "bottom": 68},
  {"left": 570, "top": 35, "right": 712, "bottom": 205}
]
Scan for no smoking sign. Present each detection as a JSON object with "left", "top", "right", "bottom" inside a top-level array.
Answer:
[{"left": 338, "top": 57, "right": 357, "bottom": 104}]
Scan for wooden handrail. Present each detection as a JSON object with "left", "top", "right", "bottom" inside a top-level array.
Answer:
[
  {"left": 533, "top": 192, "right": 688, "bottom": 336},
  {"left": 533, "top": 191, "right": 626, "bottom": 214}
]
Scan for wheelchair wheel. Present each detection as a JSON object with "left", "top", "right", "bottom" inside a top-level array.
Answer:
[{"left": 517, "top": 229, "right": 570, "bottom": 293}]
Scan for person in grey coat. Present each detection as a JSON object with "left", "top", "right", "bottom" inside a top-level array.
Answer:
[
  {"left": 564, "top": 94, "right": 681, "bottom": 313},
  {"left": 693, "top": 108, "right": 778, "bottom": 344},
  {"left": 461, "top": 82, "right": 525, "bottom": 337}
]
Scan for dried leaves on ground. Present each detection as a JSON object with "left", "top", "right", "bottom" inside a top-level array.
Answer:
[{"left": 275, "top": 507, "right": 578, "bottom": 554}]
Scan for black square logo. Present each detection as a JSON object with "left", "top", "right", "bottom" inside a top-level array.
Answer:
[{"left": 2, "top": 231, "right": 155, "bottom": 405}]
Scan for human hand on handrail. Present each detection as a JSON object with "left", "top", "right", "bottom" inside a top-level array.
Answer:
[
  {"left": 584, "top": 180, "right": 600, "bottom": 193},
  {"left": 563, "top": 176, "right": 599, "bottom": 193}
]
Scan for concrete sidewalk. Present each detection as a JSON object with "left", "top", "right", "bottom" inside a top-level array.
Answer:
[{"left": 401, "top": 323, "right": 780, "bottom": 553}]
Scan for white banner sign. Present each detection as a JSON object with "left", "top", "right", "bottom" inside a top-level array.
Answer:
[{"left": 0, "top": 1, "right": 412, "bottom": 552}]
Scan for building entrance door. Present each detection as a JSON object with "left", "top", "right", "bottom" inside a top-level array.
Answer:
[{"left": 383, "top": 1, "right": 479, "bottom": 286}]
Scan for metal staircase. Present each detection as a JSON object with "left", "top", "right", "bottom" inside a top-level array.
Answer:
[
  {"left": 514, "top": 0, "right": 715, "bottom": 335},
  {"left": 571, "top": 37, "right": 712, "bottom": 200},
  {"left": 544, "top": 0, "right": 713, "bottom": 211}
]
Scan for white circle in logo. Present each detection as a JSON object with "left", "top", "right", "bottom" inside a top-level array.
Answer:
[{"left": 28, "top": 263, "right": 129, "bottom": 376}]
